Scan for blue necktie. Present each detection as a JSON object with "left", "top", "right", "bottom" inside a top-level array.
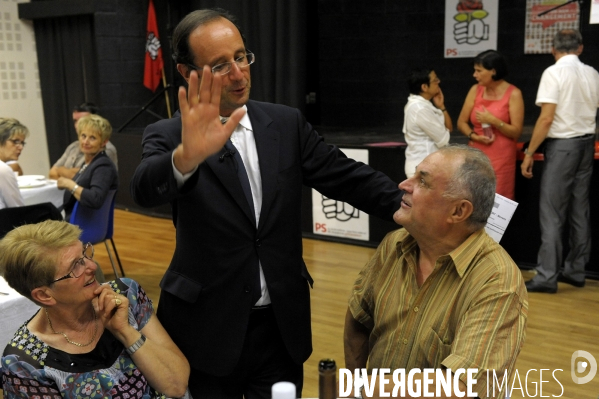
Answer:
[
  {"left": 224, "top": 140, "right": 254, "bottom": 215},
  {"left": 221, "top": 120, "right": 261, "bottom": 305}
]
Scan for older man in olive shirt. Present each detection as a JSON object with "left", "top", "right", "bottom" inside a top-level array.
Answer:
[{"left": 345, "top": 145, "right": 528, "bottom": 398}]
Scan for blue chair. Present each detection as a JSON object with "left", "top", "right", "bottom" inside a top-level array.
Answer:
[{"left": 69, "top": 189, "right": 125, "bottom": 278}]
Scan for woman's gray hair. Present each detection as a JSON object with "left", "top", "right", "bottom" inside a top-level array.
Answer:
[
  {"left": 0, "top": 118, "right": 29, "bottom": 146},
  {"left": 440, "top": 145, "right": 496, "bottom": 231}
]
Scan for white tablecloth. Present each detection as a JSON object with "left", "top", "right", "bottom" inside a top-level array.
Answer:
[
  {"left": 20, "top": 179, "right": 63, "bottom": 209},
  {"left": 0, "top": 277, "right": 39, "bottom": 349}
]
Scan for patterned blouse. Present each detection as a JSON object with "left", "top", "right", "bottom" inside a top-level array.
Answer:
[{"left": 1, "top": 278, "right": 168, "bottom": 399}]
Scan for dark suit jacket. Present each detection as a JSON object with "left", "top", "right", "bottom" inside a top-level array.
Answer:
[
  {"left": 63, "top": 151, "right": 118, "bottom": 216},
  {"left": 130, "top": 100, "right": 402, "bottom": 376}
]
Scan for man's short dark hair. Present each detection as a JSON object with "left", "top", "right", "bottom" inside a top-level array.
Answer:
[
  {"left": 171, "top": 8, "right": 246, "bottom": 66},
  {"left": 473, "top": 50, "right": 508, "bottom": 81},
  {"left": 73, "top": 102, "right": 99, "bottom": 114},
  {"left": 553, "top": 29, "right": 582, "bottom": 53},
  {"left": 407, "top": 68, "right": 434, "bottom": 95}
]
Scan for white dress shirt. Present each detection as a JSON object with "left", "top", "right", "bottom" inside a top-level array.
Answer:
[
  {"left": 172, "top": 106, "right": 271, "bottom": 305},
  {"left": 0, "top": 160, "right": 24, "bottom": 210},
  {"left": 402, "top": 94, "right": 450, "bottom": 177},
  {"left": 536, "top": 54, "right": 599, "bottom": 139}
]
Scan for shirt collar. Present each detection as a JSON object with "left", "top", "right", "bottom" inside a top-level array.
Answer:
[
  {"left": 407, "top": 93, "right": 430, "bottom": 104},
  {"left": 220, "top": 105, "right": 251, "bottom": 131},
  {"left": 237, "top": 105, "right": 252, "bottom": 131},
  {"left": 446, "top": 229, "right": 488, "bottom": 277},
  {"left": 556, "top": 54, "right": 579, "bottom": 65},
  {"left": 395, "top": 228, "right": 488, "bottom": 278}
]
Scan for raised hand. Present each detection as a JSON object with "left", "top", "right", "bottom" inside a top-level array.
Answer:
[{"left": 173, "top": 66, "right": 246, "bottom": 174}]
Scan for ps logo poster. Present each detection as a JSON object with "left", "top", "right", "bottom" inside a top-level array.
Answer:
[
  {"left": 312, "top": 148, "right": 369, "bottom": 241},
  {"left": 444, "top": 0, "right": 499, "bottom": 58}
]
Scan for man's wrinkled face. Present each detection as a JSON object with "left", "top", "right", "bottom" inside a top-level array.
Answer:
[{"left": 394, "top": 151, "right": 461, "bottom": 237}]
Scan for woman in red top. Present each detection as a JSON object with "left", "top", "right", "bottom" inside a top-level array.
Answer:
[{"left": 457, "top": 50, "right": 524, "bottom": 200}]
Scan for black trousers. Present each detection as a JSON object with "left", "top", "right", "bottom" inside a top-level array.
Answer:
[{"left": 188, "top": 306, "right": 304, "bottom": 399}]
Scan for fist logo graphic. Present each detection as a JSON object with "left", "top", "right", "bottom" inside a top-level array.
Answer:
[
  {"left": 454, "top": 1, "right": 490, "bottom": 45},
  {"left": 321, "top": 197, "right": 359, "bottom": 222},
  {"left": 146, "top": 32, "right": 161, "bottom": 60}
]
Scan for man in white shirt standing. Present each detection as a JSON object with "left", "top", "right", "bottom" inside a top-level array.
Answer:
[
  {"left": 521, "top": 29, "right": 599, "bottom": 293},
  {"left": 402, "top": 68, "right": 453, "bottom": 178}
]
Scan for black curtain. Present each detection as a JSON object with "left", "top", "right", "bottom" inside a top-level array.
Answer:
[
  {"left": 34, "top": 15, "right": 99, "bottom": 164},
  {"left": 183, "top": 0, "right": 307, "bottom": 112}
]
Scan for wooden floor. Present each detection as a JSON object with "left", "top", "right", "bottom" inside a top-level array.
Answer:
[{"left": 71, "top": 209, "right": 599, "bottom": 397}]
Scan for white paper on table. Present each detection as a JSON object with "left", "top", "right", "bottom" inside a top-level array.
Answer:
[{"left": 484, "top": 193, "right": 518, "bottom": 243}]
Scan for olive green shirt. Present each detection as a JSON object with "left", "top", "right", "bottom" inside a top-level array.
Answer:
[{"left": 349, "top": 228, "right": 528, "bottom": 397}]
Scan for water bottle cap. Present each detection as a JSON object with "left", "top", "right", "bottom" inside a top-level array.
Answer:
[{"left": 318, "top": 358, "right": 336, "bottom": 371}]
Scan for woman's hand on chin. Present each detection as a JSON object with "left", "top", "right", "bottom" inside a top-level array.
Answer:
[{"left": 92, "top": 284, "right": 131, "bottom": 336}]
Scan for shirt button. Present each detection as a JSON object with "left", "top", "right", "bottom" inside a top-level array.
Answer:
[
  {"left": 403, "top": 339, "right": 408, "bottom": 345},
  {"left": 244, "top": 285, "right": 251, "bottom": 293},
  {"left": 255, "top": 239, "right": 261, "bottom": 247},
  {"left": 414, "top": 307, "right": 419, "bottom": 312}
]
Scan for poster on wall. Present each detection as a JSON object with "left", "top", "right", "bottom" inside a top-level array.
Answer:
[
  {"left": 312, "top": 149, "right": 369, "bottom": 241},
  {"left": 444, "top": 0, "right": 499, "bottom": 58},
  {"left": 591, "top": 0, "right": 599, "bottom": 24},
  {"left": 525, "top": 0, "right": 580, "bottom": 54}
]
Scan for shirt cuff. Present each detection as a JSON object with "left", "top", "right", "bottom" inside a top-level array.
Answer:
[{"left": 171, "top": 151, "right": 198, "bottom": 188}]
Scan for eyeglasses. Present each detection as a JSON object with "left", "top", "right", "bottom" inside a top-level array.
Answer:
[
  {"left": 52, "top": 243, "right": 94, "bottom": 283},
  {"left": 8, "top": 139, "right": 26, "bottom": 147},
  {"left": 187, "top": 51, "right": 255, "bottom": 76}
]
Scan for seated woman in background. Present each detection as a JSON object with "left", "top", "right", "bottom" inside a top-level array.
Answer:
[
  {"left": 57, "top": 114, "right": 118, "bottom": 219},
  {"left": 457, "top": 50, "right": 524, "bottom": 200},
  {"left": 0, "top": 118, "right": 28, "bottom": 209},
  {"left": 0, "top": 220, "right": 191, "bottom": 398}
]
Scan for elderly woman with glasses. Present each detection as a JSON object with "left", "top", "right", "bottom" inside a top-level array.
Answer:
[
  {"left": 0, "top": 118, "right": 28, "bottom": 209},
  {"left": 0, "top": 220, "right": 190, "bottom": 399},
  {"left": 56, "top": 114, "right": 118, "bottom": 219}
]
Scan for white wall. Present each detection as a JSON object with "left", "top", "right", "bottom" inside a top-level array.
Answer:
[{"left": 0, "top": 0, "right": 50, "bottom": 176}]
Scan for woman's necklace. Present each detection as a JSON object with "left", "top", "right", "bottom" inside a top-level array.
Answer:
[{"left": 45, "top": 305, "right": 98, "bottom": 347}]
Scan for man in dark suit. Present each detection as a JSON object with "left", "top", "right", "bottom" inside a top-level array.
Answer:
[{"left": 130, "top": 8, "right": 403, "bottom": 399}]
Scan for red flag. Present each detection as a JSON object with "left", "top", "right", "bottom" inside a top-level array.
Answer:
[{"left": 144, "top": 0, "right": 163, "bottom": 92}]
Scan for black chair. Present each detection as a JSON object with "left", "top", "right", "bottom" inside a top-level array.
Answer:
[{"left": 0, "top": 202, "right": 63, "bottom": 239}]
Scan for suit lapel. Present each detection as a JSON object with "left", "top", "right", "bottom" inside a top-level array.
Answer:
[
  {"left": 204, "top": 147, "right": 256, "bottom": 226},
  {"left": 247, "top": 102, "right": 279, "bottom": 232}
]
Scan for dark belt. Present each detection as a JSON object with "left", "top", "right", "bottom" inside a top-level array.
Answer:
[
  {"left": 251, "top": 304, "right": 272, "bottom": 311},
  {"left": 547, "top": 134, "right": 595, "bottom": 141}
]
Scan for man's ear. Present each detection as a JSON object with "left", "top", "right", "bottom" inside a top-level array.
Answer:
[
  {"left": 420, "top": 83, "right": 429, "bottom": 94},
  {"left": 576, "top": 44, "right": 583, "bottom": 55},
  {"left": 176, "top": 64, "right": 191, "bottom": 82},
  {"left": 449, "top": 199, "right": 473, "bottom": 224},
  {"left": 31, "top": 287, "right": 56, "bottom": 307}
]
